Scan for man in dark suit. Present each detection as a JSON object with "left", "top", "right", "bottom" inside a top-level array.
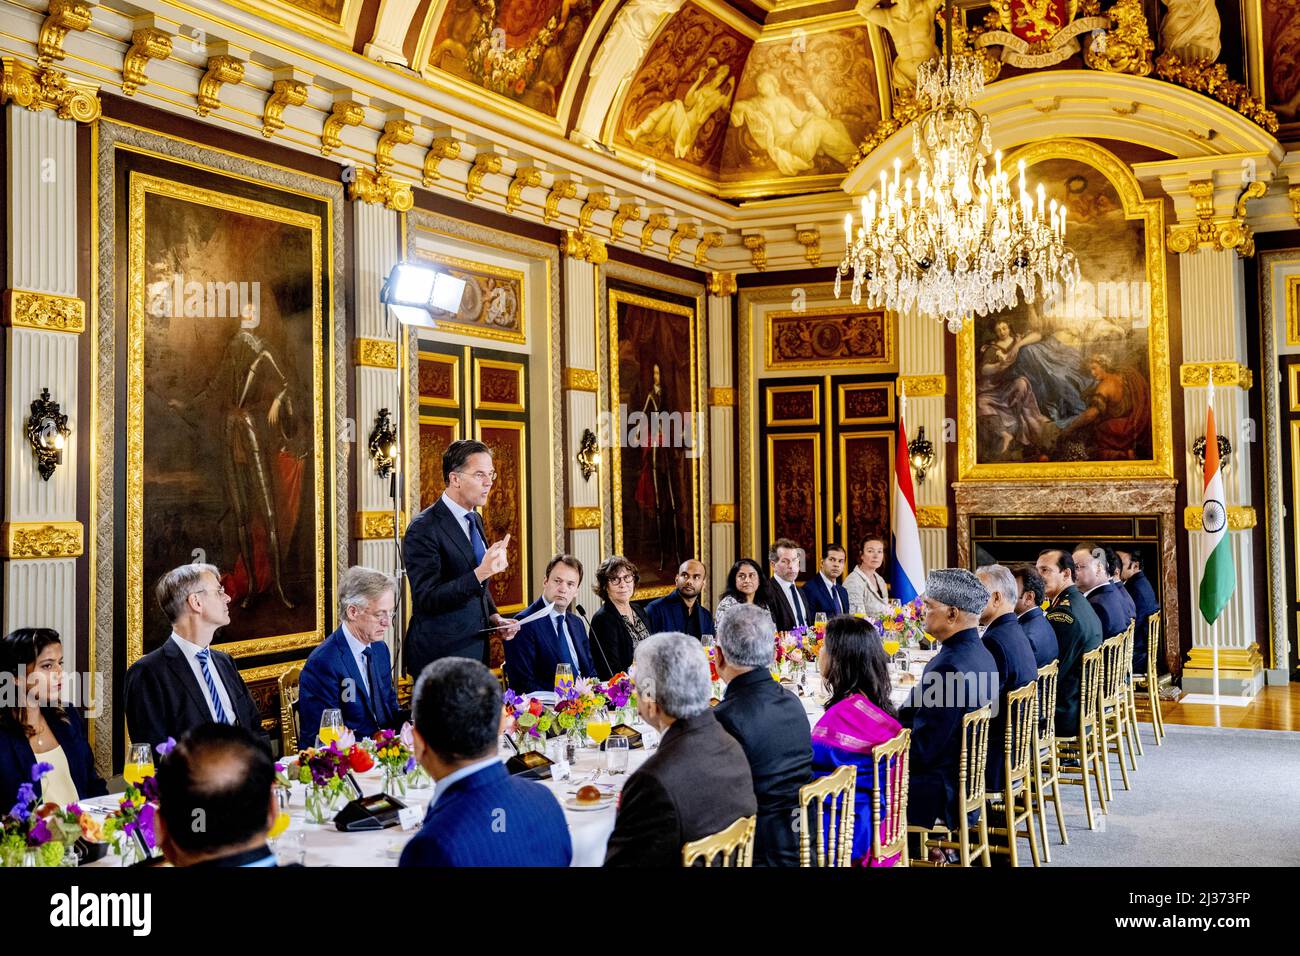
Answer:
[
  {"left": 1116, "top": 547, "right": 1160, "bottom": 671},
  {"left": 605, "top": 632, "right": 756, "bottom": 866},
  {"left": 767, "top": 538, "right": 811, "bottom": 631},
  {"left": 899, "top": 569, "right": 999, "bottom": 835},
  {"left": 297, "top": 566, "right": 403, "bottom": 749},
  {"left": 1011, "top": 565, "right": 1059, "bottom": 669},
  {"left": 1104, "top": 547, "right": 1137, "bottom": 623},
  {"left": 1073, "top": 543, "right": 1131, "bottom": 639},
  {"left": 803, "top": 542, "right": 851, "bottom": 620},
  {"left": 155, "top": 723, "right": 282, "bottom": 867},
  {"left": 644, "top": 560, "right": 713, "bottom": 639},
  {"left": 125, "top": 564, "right": 267, "bottom": 752},
  {"left": 713, "top": 604, "right": 811, "bottom": 866},
  {"left": 401, "top": 658, "right": 571, "bottom": 867},
  {"left": 403, "top": 440, "right": 520, "bottom": 677},
  {"left": 975, "top": 565, "right": 1040, "bottom": 792},
  {"left": 1036, "top": 549, "right": 1103, "bottom": 736},
  {"left": 505, "top": 554, "right": 597, "bottom": 693}
]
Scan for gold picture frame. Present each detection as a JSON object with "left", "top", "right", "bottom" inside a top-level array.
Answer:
[
  {"left": 764, "top": 305, "right": 895, "bottom": 372},
  {"left": 473, "top": 357, "right": 527, "bottom": 413},
  {"left": 766, "top": 383, "right": 821, "bottom": 427}
]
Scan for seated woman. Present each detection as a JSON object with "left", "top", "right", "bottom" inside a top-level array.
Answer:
[
  {"left": 0, "top": 628, "right": 107, "bottom": 808},
  {"left": 811, "top": 616, "right": 902, "bottom": 866},
  {"left": 713, "top": 558, "right": 773, "bottom": 633},
  {"left": 589, "top": 556, "right": 653, "bottom": 680}
]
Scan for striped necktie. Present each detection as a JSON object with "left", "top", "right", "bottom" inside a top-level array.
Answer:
[{"left": 195, "top": 648, "right": 230, "bottom": 724}]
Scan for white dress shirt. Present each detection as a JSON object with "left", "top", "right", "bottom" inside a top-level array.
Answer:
[
  {"left": 341, "top": 622, "right": 371, "bottom": 699},
  {"left": 440, "top": 491, "right": 478, "bottom": 545},
  {"left": 819, "top": 573, "right": 845, "bottom": 614},
  {"left": 779, "top": 578, "right": 806, "bottom": 626},
  {"left": 170, "top": 632, "right": 235, "bottom": 723}
]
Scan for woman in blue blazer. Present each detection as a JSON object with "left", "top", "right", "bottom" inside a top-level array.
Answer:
[{"left": 0, "top": 628, "right": 107, "bottom": 808}]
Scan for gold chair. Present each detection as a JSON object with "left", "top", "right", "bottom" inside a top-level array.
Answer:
[
  {"left": 682, "top": 816, "right": 756, "bottom": 867},
  {"left": 277, "top": 664, "right": 302, "bottom": 757},
  {"left": 1055, "top": 647, "right": 1107, "bottom": 829},
  {"left": 869, "top": 728, "right": 911, "bottom": 867},
  {"left": 908, "top": 704, "right": 993, "bottom": 867},
  {"left": 1033, "top": 660, "right": 1067, "bottom": 861},
  {"left": 1121, "top": 622, "right": 1144, "bottom": 760},
  {"left": 1132, "top": 615, "right": 1166, "bottom": 746},
  {"left": 987, "top": 681, "right": 1042, "bottom": 867},
  {"left": 798, "top": 764, "right": 857, "bottom": 867},
  {"left": 1098, "top": 632, "right": 1135, "bottom": 799},
  {"left": 491, "top": 666, "right": 508, "bottom": 691}
]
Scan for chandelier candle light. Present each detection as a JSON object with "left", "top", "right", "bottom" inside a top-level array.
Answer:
[{"left": 836, "top": 0, "right": 1079, "bottom": 331}]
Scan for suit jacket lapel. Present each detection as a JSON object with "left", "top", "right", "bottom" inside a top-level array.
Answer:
[
  {"left": 334, "top": 632, "right": 377, "bottom": 723},
  {"left": 434, "top": 499, "right": 477, "bottom": 567},
  {"left": 163, "top": 640, "right": 216, "bottom": 723}
]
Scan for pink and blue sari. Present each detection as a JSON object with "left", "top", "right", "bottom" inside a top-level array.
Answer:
[{"left": 810, "top": 694, "right": 904, "bottom": 866}]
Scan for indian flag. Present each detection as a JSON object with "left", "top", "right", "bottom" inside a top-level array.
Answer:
[{"left": 1198, "top": 401, "right": 1235, "bottom": 624}]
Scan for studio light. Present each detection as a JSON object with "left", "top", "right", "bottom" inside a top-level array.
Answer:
[{"left": 379, "top": 261, "right": 468, "bottom": 328}]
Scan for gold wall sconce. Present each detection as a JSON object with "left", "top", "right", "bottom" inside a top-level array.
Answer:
[
  {"left": 369, "top": 408, "right": 399, "bottom": 479},
  {"left": 907, "top": 425, "right": 935, "bottom": 487},
  {"left": 577, "top": 428, "right": 601, "bottom": 481},
  {"left": 26, "top": 388, "right": 70, "bottom": 481}
]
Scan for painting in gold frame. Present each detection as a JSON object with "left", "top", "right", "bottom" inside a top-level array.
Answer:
[
  {"left": 956, "top": 139, "right": 1172, "bottom": 480},
  {"left": 126, "top": 170, "right": 328, "bottom": 666},
  {"left": 609, "top": 288, "right": 701, "bottom": 599},
  {"left": 413, "top": 251, "right": 526, "bottom": 344}
]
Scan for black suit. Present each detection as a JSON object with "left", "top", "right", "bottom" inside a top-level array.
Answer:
[
  {"left": 403, "top": 497, "right": 498, "bottom": 676},
  {"left": 981, "top": 613, "right": 1040, "bottom": 791},
  {"left": 1017, "top": 606, "right": 1060, "bottom": 670},
  {"left": 1126, "top": 570, "right": 1159, "bottom": 671},
  {"left": 1086, "top": 582, "right": 1131, "bottom": 639},
  {"left": 767, "top": 576, "right": 809, "bottom": 631},
  {"left": 604, "top": 711, "right": 756, "bottom": 866},
  {"left": 124, "top": 638, "right": 266, "bottom": 750},
  {"left": 589, "top": 602, "right": 652, "bottom": 680},
  {"left": 713, "top": 668, "right": 812, "bottom": 866}
]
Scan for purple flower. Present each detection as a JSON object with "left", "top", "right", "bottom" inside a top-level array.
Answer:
[
  {"left": 138, "top": 775, "right": 159, "bottom": 803},
  {"left": 31, "top": 762, "right": 53, "bottom": 782},
  {"left": 27, "top": 817, "right": 52, "bottom": 846},
  {"left": 404, "top": 756, "right": 417, "bottom": 773},
  {"left": 502, "top": 689, "right": 524, "bottom": 711},
  {"left": 124, "top": 803, "right": 156, "bottom": 849},
  {"left": 10, "top": 783, "right": 36, "bottom": 821},
  {"left": 65, "top": 803, "right": 82, "bottom": 817},
  {"left": 274, "top": 762, "right": 285, "bottom": 774},
  {"left": 155, "top": 737, "right": 176, "bottom": 756}
]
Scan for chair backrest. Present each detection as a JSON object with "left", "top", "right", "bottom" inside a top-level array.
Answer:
[
  {"left": 870, "top": 728, "right": 911, "bottom": 865},
  {"left": 277, "top": 664, "right": 303, "bottom": 757},
  {"left": 1036, "top": 660, "right": 1059, "bottom": 748},
  {"left": 958, "top": 704, "right": 993, "bottom": 814},
  {"left": 1080, "top": 647, "right": 1103, "bottom": 734},
  {"left": 798, "top": 764, "right": 856, "bottom": 867},
  {"left": 1002, "top": 681, "right": 1038, "bottom": 787},
  {"left": 1100, "top": 633, "right": 1126, "bottom": 703},
  {"left": 682, "top": 815, "right": 757, "bottom": 867},
  {"left": 1120, "top": 621, "right": 1136, "bottom": 684},
  {"left": 1146, "top": 614, "right": 1161, "bottom": 685}
]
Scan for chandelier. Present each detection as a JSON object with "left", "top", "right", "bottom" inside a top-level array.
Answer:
[{"left": 835, "top": 1, "right": 1079, "bottom": 332}]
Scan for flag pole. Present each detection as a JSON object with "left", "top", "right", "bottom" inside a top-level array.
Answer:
[{"left": 1209, "top": 370, "right": 1220, "bottom": 707}]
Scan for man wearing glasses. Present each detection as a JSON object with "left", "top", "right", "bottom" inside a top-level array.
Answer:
[
  {"left": 404, "top": 439, "right": 521, "bottom": 677},
  {"left": 296, "top": 567, "right": 405, "bottom": 748},
  {"left": 125, "top": 563, "right": 267, "bottom": 752}
]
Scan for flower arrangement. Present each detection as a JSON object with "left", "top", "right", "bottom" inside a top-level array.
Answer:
[
  {"left": 871, "top": 597, "right": 929, "bottom": 645},
  {"left": 601, "top": 672, "right": 638, "bottom": 725},
  {"left": 1, "top": 764, "right": 100, "bottom": 867},
  {"left": 503, "top": 689, "right": 556, "bottom": 753},
  {"left": 293, "top": 742, "right": 353, "bottom": 823},
  {"left": 400, "top": 723, "right": 432, "bottom": 788},
  {"left": 773, "top": 627, "right": 823, "bottom": 678},
  {"left": 371, "top": 728, "right": 416, "bottom": 797},
  {"left": 554, "top": 678, "right": 610, "bottom": 740},
  {"left": 100, "top": 780, "right": 158, "bottom": 866}
]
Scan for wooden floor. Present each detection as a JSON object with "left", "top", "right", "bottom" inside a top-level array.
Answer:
[{"left": 1157, "top": 681, "right": 1300, "bottom": 731}]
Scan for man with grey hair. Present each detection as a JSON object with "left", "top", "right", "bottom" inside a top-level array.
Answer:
[
  {"left": 604, "top": 633, "right": 756, "bottom": 866},
  {"left": 126, "top": 563, "right": 267, "bottom": 752},
  {"left": 713, "top": 604, "right": 812, "bottom": 867},
  {"left": 297, "top": 566, "right": 403, "bottom": 748},
  {"left": 975, "top": 564, "right": 1039, "bottom": 792}
]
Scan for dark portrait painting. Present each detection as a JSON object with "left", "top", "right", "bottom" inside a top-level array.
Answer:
[
  {"left": 609, "top": 290, "right": 700, "bottom": 598},
  {"left": 960, "top": 146, "right": 1171, "bottom": 479},
  {"left": 128, "top": 172, "right": 325, "bottom": 657}
]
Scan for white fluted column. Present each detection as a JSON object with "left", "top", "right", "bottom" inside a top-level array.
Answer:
[
  {"left": 898, "top": 316, "right": 947, "bottom": 574},
  {"left": 562, "top": 240, "right": 603, "bottom": 613},
  {"left": 707, "top": 274, "right": 737, "bottom": 600}
]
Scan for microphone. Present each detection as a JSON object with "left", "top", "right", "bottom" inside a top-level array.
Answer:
[{"left": 574, "top": 603, "right": 614, "bottom": 678}]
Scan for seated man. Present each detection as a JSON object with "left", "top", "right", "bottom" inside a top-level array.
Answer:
[
  {"left": 505, "top": 555, "right": 596, "bottom": 694},
  {"left": 975, "top": 564, "right": 1040, "bottom": 791},
  {"left": 605, "top": 633, "right": 756, "bottom": 866},
  {"left": 713, "top": 604, "right": 812, "bottom": 867},
  {"left": 767, "top": 538, "right": 812, "bottom": 632},
  {"left": 1104, "top": 546, "right": 1137, "bottom": 624},
  {"left": 298, "top": 566, "right": 402, "bottom": 749},
  {"left": 1036, "top": 549, "right": 1103, "bottom": 736},
  {"left": 645, "top": 560, "right": 714, "bottom": 640},
  {"left": 1011, "top": 565, "right": 1059, "bottom": 670},
  {"left": 898, "top": 569, "right": 999, "bottom": 832},
  {"left": 125, "top": 564, "right": 266, "bottom": 751},
  {"left": 155, "top": 723, "right": 281, "bottom": 867},
  {"left": 1115, "top": 546, "right": 1159, "bottom": 671},
  {"left": 1073, "top": 542, "right": 1130, "bottom": 640},
  {"left": 803, "top": 543, "right": 851, "bottom": 619},
  {"left": 401, "top": 658, "right": 572, "bottom": 867}
]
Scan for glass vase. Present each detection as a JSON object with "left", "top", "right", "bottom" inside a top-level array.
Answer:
[
  {"left": 116, "top": 838, "right": 147, "bottom": 867},
  {"left": 382, "top": 765, "right": 408, "bottom": 797},
  {"left": 305, "top": 786, "right": 335, "bottom": 825},
  {"left": 406, "top": 764, "right": 432, "bottom": 789}
]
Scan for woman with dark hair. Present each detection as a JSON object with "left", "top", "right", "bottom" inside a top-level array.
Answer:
[
  {"left": 810, "top": 616, "right": 902, "bottom": 866},
  {"left": 0, "top": 628, "right": 106, "bottom": 808},
  {"left": 713, "top": 558, "right": 772, "bottom": 632},
  {"left": 589, "top": 556, "right": 653, "bottom": 680}
]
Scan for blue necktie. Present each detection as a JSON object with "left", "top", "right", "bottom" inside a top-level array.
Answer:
[
  {"left": 195, "top": 649, "right": 230, "bottom": 724},
  {"left": 832, "top": 584, "right": 842, "bottom": 615},
  {"left": 362, "top": 645, "right": 389, "bottom": 723},
  {"left": 791, "top": 585, "right": 806, "bottom": 628},
  {"left": 554, "top": 616, "right": 577, "bottom": 670},
  {"left": 466, "top": 513, "right": 486, "bottom": 564}
]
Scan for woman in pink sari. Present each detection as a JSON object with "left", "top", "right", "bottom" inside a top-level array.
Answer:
[{"left": 812, "top": 616, "right": 903, "bottom": 866}]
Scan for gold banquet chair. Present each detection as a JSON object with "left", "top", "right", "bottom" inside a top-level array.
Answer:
[
  {"left": 1098, "top": 632, "right": 1135, "bottom": 800},
  {"left": 682, "top": 816, "right": 757, "bottom": 867},
  {"left": 798, "top": 764, "right": 857, "bottom": 867},
  {"left": 987, "top": 681, "right": 1042, "bottom": 867},
  {"left": 1121, "top": 622, "right": 1144, "bottom": 760},
  {"left": 869, "top": 728, "right": 911, "bottom": 868},
  {"left": 1033, "top": 661, "right": 1067, "bottom": 860},
  {"left": 907, "top": 704, "right": 993, "bottom": 868},
  {"left": 1132, "top": 615, "right": 1166, "bottom": 746},
  {"left": 277, "top": 664, "right": 303, "bottom": 758},
  {"left": 1055, "top": 647, "right": 1107, "bottom": 830}
]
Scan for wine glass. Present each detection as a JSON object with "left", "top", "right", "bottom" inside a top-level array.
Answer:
[
  {"left": 124, "top": 744, "right": 154, "bottom": 785},
  {"left": 317, "top": 709, "right": 343, "bottom": 748},
  {"left": 554, "top": 663, "right": 574, "bottom": 697},
  {"left": 814, "top": 612, "right": 827, "bottom": 630},
  {"left": 586, "top": 707, "right": 612, "bottom": 748}
]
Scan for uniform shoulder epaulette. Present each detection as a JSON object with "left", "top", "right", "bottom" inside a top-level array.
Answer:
[{"left": 1047, "top": 609, "right": 1075, "bottom": 625}]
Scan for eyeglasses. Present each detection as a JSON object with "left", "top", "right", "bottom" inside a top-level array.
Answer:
[
  {"left": 457, "top": 470, "right": 497, "bottom": 483},
  {"left": 609, "top": 574, "right": 636, "bottom": 585},
  {"left": 363, "top": 609, "right": 394, "bottom": 623}
]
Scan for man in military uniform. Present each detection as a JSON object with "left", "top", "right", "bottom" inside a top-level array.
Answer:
[{"left": 1035, "top": 549, "right": 1103, "bottom": 737}]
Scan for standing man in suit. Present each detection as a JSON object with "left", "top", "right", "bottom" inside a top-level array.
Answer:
[
  {"left": 401, "top": 657, "right": 571, "bottom": 866},
  {"left": 505, "top": 554, "right": 597, "bottom": 693},
  {"left": 975, "top": 565, "right": 1039, "bottom": 792},
  {"left": 1072, "top": 543, "right": 1130, "bottom": 639},
  {"left": 1115, "top": 546, "right": 1159, "bottom": 671},
  {"left": 1011, "top": 565, "right": 1059, "bottom": 669},
  {"left": 125, "top": 563, "right": 266, "bottom": 751},
  {"left": 644, "top": 559, "right": 713, "bottom": 639},
  {"left": 1036, "top": 549, "right": 1103, "bottom": 736},
  {"left": 767, "top": 538, "right": 811, "bottom": 632},
  {"left": 803, "top": 543, "right": 851, "bottom": 620},
  {"left": 403, "top": 439, "right": 520, "bottom": 677},
  {"left": 297, "top": 566, "right": 403, "bottom": 749}
]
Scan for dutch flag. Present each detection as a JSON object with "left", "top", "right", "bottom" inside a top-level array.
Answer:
[{"left": 891, "top": 413, "right": 927, "bottom": 604}]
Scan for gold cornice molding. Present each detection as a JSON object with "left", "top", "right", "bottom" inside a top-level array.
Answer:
[
  {"left": 0, "top": 57, "right": 100, "bottom": 123},
  {"left": 196, "top": 54, "right": 244, "bottom": 117},
  {"left": 743, "top": 234, "right": 767, "bottom": 271},
  {"left": 708, "top": 387, "right": 736, "bottom": 407},
  {"left": 466, "top": 153, "right": 503, "bottom": 201},
  {"left": 1183, "top": 505, "right": 1256, "bottom": 531},
  {"left": 261, "top": 78, "right": 307, "bottom": 138},
  {"left": 709, "top": 271, "right": 737, "bottom": 297},
  {"left": 347, "top": 168, "right": 413, "bottom": 211},
  {"left": 375, "top": 118, "right": 415, "bottom": 173},
  {"left": 354, "top": 510, "right": 402, "bottom": 540},
  {"left": 321, "top": 99, "right": 365, "bottom": 156},
  {"left": 422, "top": 137, "right": 462, "bottom": 185},
  {"left": 1291, "top": 184, "right": 1300, "bottom": 228},
  {"left": 668, "top": 222, "right": 698, "bottom": 262},
  {"left": 506, "top": 165, "right": 543, "bottom": 214},
  {"left": 563, "top": 367, "right": 599, "bottom": 392},
  {"left": 562, "top": 229, "right": 607, "bottom": 265},
  {"left": 3, "top": 521, "right": 84, "bottom": 559},
  {"left": 796, "top": 228, "right": 821, "bottom": 267},
  {"left": 711, "top": 503, "right": 736, "bottom": 523},
  {"left": 579, "top": 190, "right": 610, "bottom": 231},
  {"left": 1179, "top": 362, "right": 1252, "bottom": 389},
  {"left": 122, "top": 26, "right": 172, "bottom": 97},
  {"left": 545, "top": 179, "right": 579, "bottom": 224},
  {"left": 566, "top": 506, "right": 602, "bottom": 530},
  {"left": 694, "top": 232, "right": 723, "bottom": 266},
  {"left": 640, "top": 213, "right": 670, "bottom": 253},
  {"left": 5, "top": 289, "right": 86, "bottom": 333},
  {"left": 897, "top": 374, "right": 946, "bottom": 397},
  {"left": 610, "top": 202, "right": 642, "bottom": 244},
  {"left": 1166, "top": 179, "right": 1267, "bottom": 257},
  {"left": 916, "top": 506, "right": 949, "bottom": 528},
  {"left": 38, "top": 0, "right": 94, "bottom": 69},
  {"left": 354, "top": 337, "right": 398, "bottom": 368}
]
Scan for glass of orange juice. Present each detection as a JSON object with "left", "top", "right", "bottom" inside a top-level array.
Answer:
[
  {"left": 317, "top": 709, "right": 343, "bottom": 748},
  {"left": 124, "top": 744, "right": 154, "bottom": 785},
  {"left": 586, "top": 708, "right": 612, "bottom": 748}
]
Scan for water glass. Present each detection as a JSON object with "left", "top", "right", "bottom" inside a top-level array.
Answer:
[
  {"left": 605, "top": 735, "right": 630, "bottom": 775},
  {"left": 546, "top": 737, "right": 571, "bottom": 781},
  {"left": 272, "top": 829, "right": 306, "bottom": 866}
]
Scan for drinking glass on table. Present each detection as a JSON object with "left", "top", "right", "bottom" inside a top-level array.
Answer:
[
  {"left": 272, "top": 829, "right": 306, "bottom": 867},
  {"left": 605, "top": 735, "right": 629, "bottom": 775},
  {"left": 554, "top": 663, "right": 574, "bottom": 697},
  {"left": 546, "top": 737, "right": 571, "bottom": 781},
  {"left": 124, "top": 744, "right": 154, "bottom": 785},
  {"left": 586, "top": 708, "right": 612, "bottom": 747},
  {"left": 814, "top": 612, "right": 827, "bottom": 630},
  {"left": 317, "top": 709, "right": 344, "bottom": 748}
]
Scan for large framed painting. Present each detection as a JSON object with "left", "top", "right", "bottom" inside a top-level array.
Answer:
[
  {"left": 609, "top": 288, "right": 701, "bottom": 598},
  {"left": 125, "top": 168, "right": 329, "bottom": 665},
  {"left": 957, "top": 139, "right": 1173, "bottom": 480}
]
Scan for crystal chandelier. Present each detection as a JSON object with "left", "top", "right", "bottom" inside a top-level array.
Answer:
[{"left": 835, "top": 0, "right": 1079, "bottom": 332}]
